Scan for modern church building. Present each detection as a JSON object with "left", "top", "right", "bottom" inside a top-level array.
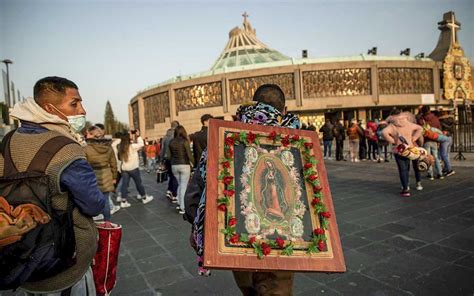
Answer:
[{"left": 129, "top": 11, "right": 473, "bottom": 138}]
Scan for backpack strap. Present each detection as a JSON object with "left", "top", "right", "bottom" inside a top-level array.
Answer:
[
  {"left": 27, "top": 136, "right": 78, "bottom": 173},
  {"left": 1, "top": 130, "right": 19, "bottom": 175}
]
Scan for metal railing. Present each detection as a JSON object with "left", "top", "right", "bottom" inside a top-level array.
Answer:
[{"left": 452, "top": 123, "right": 473, "bottom": 160}]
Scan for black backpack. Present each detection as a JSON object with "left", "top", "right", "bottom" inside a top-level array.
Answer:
[{"left": 0, "top": 131, "right": 77, "bottom": 290}]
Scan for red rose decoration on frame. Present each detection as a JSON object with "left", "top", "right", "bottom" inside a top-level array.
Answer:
[
  {"left": 304, "top": 163, "right": 313, "bottom": 170},
  {"left": 268, "top": 131, "right": 277, "bottom": 141},
  {"left": 317, "top": 240, "right": 326, "bottom": 251},
  {"left": 229, "top": 233, "right": 240, "bottom": 244},
  {"left": 247, "top": 132, "right": 257, "bottom": 144},
  {"left": 224, "top": 148, "right": 234, "bottom": 158},
  {"left": 281, "top": 135, "right": 290, "bottom": 147},
  {"left": 308, "top": 174, "right": 318, "bottom": 181},
  {"left": 304, "top": 142, "right": 314, "bottom": 149},
  {"left": 261, "top": 242, "right": 272, "bottom": 255},
  {"left": 222, "top": 161, "right": 231, "bottom": 168},
  {"left": 321, "top": 212, "right": 331, "bottom": 218},
  {"left": 228, "top": 217, "right": 237, "bottom": 227},
  {"left": 223, "top": 189, "right": 235, "bottom": 197},
  {"left": 292, "top": 135, "right": 300, "bottom": 141},
  {"left": 275, "top": 237, "right": 285, "bottom": 248},
  {"left": 311, "top": 198, "right": 321, "bottom": 206},
  {"left": 218, "top": 204, "right": 227, "bottom": 211},
  {"left": 313, "top": 228, "right": 325, "bottom": 235},
  {"left": 313, "top": 185, "right": 323, "bottom": 192},
  {"left": 223, "top": 176, "right": 234, "bottom": 185},
  {"left": 225, "top": 136, "right": 235, "bottom": 147},
  {"left": 248, "top": 236, "right": 256, "bottom": 245}
]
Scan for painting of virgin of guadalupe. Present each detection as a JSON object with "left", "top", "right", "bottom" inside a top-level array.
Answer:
[{"left": 260, "top": 159, "right": 288, "bottom": 220}]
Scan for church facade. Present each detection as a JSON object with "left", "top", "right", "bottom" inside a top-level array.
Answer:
[{"left": 129, "top": 11, "right": 473, "bottom": 138}]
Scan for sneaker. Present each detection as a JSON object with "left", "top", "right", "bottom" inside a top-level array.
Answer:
[
  {"left": 116, "top": 195, "right": 122, "bottom": 202},
  {"left": 437, "top": 175, "right": 445, "bottom": 180},
  {"left": 93, "top": 214, "right": 104, "bottom": 221},
  {"left": 198, "top": 267, "right": 211, "bottom": 276},
  {"left": 445, "top": 170, "right": 455, "bottom": 177},
  {"left": 120, "top": 201, "right": 131, "bottom": 208},
  {"left": 142, "top": 195, "right": 154, "bottom": 204},
  {"left": 137, "top": 194, "right": 143, "bottom": 200},
  {"left": 176, "top": 206, "right": 181, "bottom": 210},
  {"left": 111, "top": 205, "right": 121, "bottom": 215},
  {"left": 171, "top": 197, "right": 178, "bottom": 204},
  {"left": 323, "top": 156, "right": 327, "bottom": 160},
  {"left": 355, "top": 159, "right": 360, "bottom": 162},
  {"left": 384, "top": 159, "right": 389, "bottom": 163},
  {"left": 400, "top": 190, "right": 411, "bottom": 197},
  {"left": 427, "top": 174, "right": 434, "bottom": 181},
  {"left": 416, "top": 182, "right": 423, "bottom": 191},
  {"left": 178, "top": 209, "right": 185, "bottom": 214}
]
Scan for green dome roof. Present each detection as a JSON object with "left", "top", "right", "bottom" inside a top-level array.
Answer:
[{"left": 211, "top": 13, "right": 291, "bottom": 70}]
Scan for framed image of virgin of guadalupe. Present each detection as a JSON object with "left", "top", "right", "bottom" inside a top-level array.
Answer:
[{"left": 203, "top": 119, "right": 346, "bottom": 272}]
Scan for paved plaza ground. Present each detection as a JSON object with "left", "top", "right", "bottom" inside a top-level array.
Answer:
[{"left": 3, "top": 156, "right": 474, "bottom": 296}]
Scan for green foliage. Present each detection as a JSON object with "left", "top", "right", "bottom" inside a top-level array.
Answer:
[
  {"left": 103, "top": 101, "right": 128, "bottom": 135},
  {"left": 282, "top": 244, "right": 294, "bottom": 256}
]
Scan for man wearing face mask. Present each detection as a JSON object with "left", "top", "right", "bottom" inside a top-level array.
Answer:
[{"left": 3, "top": 76, "right": 105, "bottom": 295}]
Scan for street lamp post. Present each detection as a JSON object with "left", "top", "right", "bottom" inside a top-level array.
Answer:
[
  {"left": 1, "top": 59, "right": 13, "bottom": 125},
  {"left": 1, "top": 59, "right": 13, "bottom": 108}
]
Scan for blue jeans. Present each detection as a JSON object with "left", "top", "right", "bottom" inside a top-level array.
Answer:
[
  {"left": 323, "top": 140, "right": 333, "bottom": 157},
  {"left": 147, "top": 158, "right": 156, "bottom": 171},
  {"left": 394, "top": 154, "right": 421, "bottom": 190},
  {"left": 368, "top": 141, "right": 378, "bottom": 159},
  {"left": 102, "top": 192, "right": 111, "bottom": 221},
  {"left": 121, "top": 168, "right": 146, "bottom": 201},
  {"left": 172, "top": 164, "right": 191, "bottom": 210},
  {"left": 424, "top": 141, "right": 442, "bottom": 176},
  {"left": 439, "top": 136, "right": 452, "bottom": 172}
]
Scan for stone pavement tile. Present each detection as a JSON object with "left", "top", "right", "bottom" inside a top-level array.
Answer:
[
  {"left": 343, "top": 249, "right": 383, "bottom": 272},
  {"left": 124, "top": 236, "right": 158, "bottom": 249},
  {"left": 355, "top": 228, "right": 394, "bottom": 242},
  {"left": 136, "top": 254, "right": 178, "bottom": 274},
  {"left": 294, "top": 274, "right": 340, "bottom": 295},
  {"left": 437, "top": 226, "right": 474, "bottom": 252},
  {"left": 340, "top": 234, "right": 373, "bottom": 250},
  {"left": 130, "top": 245, "right": 167, "bottom": 261},
  {"left": 350, "top": 213, "right": 404, "bottom": 228},
  {"left": 376, "top": 223, "right": 414, "bottom": 234},
  {"left": 357, "top": 242, "right": 404, "bottom": 261},
  {"left": 360, "top": 252, "right": 442, "bottom": 288},
  {"left": 295, "top": 285, "right": 341, "bottom": 296},
  {"left": 382, "top": 234, "right": 428, "bottom": 251},
  {"left": 202, "top": 271, "right": 245, "bottom": 295},
  {"left": 444, "top": 210, "right": 474, "bottom": 227},
  {"left": 117, "top": 254, "right": 141, "bottom": 280},
  {"left": 303, "top": 271, "right": 350, "bottom": 284},
  {"left": 144, "top": 264, "right": 194, "bottom": 289},
  {"left": 114, "top": 274, "right": 150, "bottom": 295},
  {"left": 154, "top": 277, "right": 215, "bottom": 295},
  {"left": 412, "top": 244, "right": 470, "bottom": 263},
  {"left": 454, "top": 254, "right": 474, "bottom": 270},
  {"left": 128, "top": 290, "right": 157, "bottom": 296},
  {"left": 402, "top": 264, "right": 474, "bottom": 296},
  {"left": 148, "top": 225, "right": 178, "bottom": 237},
  {"left": 123, "top": 228, "right": 153, "bottom": 242},
  {"left": 325, "top": 272, "right": 409, "bottom": 296},
  {"left": 337, "top": 222, "right": 369, "bottom": 237},
  {"left": 400, "top": 222, "right": 455, "bottom": 242}
]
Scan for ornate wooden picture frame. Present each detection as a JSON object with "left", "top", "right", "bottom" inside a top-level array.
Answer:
[{"left": 203, "top": 119, "right": 346, "bottom": 272}]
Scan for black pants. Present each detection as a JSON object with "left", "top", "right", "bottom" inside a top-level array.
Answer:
[
  {"left": 368, "top": 140, "right": 379, "bottom": 159},
  {"left": 359, "top": 139, "right": 367, "bottom": 160},
  {"left": 165, "top": 159, "right": 178, "bottom": 196},
  {"left": 336, "top": 139, "right": 344, "bottom": 160}
]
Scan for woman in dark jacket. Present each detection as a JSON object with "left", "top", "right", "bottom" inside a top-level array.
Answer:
[{"left": 167, "top": 125, "right": 194, "bottom": 214}]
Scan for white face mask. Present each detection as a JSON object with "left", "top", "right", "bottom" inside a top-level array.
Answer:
[{"left": 49, "top": 104, "right": 87, "bottom": 133}]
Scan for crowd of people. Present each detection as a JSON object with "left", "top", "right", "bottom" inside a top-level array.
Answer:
[{"left": 0, "top": 76, "right": 460, "bottom": 296}]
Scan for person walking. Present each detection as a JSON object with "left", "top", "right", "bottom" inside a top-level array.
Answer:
[
  {"left": 185, "top": 84, "right": 299, "bottom": 294},
  {"left": 377, "top": 120, "right": 390, "bottom": 162},
  {"left": 319, "top": 118, "right": 334, "bottom": 160},
  {"left": 358, "top": 120, "right": 367, "bottom": 161},
  {"left": 146, "top": 140, "right": 157, "bottom": 173},
  {"left": 418, "top": 106, "right": 444, "bottom": 180},
  {"left": 117, "top": 131, "right": 154, "bottom": 208},
  {"left": 160, "top": 122, "right": 179, "bottom": 202},
  {"left": 346, "top": 119, "right": 363, "bottom": 162},
  {"left": 190, "top": 114, "right": 213, "bottom": 169},
  {"left": 382, "top": 109, "right": 423, "bottom": 197},
  {"left": 333, "top": 119, "right": 346, "bottom": 161},
  {"left": 365, "top": 120, "right": 379, "bottom": 161},
  {"left": 167, "top": 125, "right": 194, "bottom": 214},
  {"left": 84, "top": 125, "right": 118, "bottom": 221},
  {"left": 438, "top": 108, "right": 455, "bottom": 176}
]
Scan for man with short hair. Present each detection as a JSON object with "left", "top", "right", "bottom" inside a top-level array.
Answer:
[
  {"left": 319, "top": 118, "right": 334, "bottom": 160},
  {"left": 190, "top": 114, "right": 213, "bottom": 169},
  {"left": 3, "top": 76, "right": 105, "bottom": 295},
  {"left": 185, "top": 84, "right": 299, "bottom": 295},
  {"left": 160, "top": 120, "right": 180, "bottom": 201}
]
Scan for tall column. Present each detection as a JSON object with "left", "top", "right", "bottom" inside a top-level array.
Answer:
[
  {"left": 169, "top": 88, "right": 177, "bottom": 120},
  {"left": 433, "top": 64, "right": 441, "bottom": 102},
  {"left": 295, "top": 69, "right": 303, "bottom": 107},
  {"left": 370, "top": 65, "right": 379, "bottom": 105},
  {"left": 138, "top": 96, "right": 146, "bottom": 136}
]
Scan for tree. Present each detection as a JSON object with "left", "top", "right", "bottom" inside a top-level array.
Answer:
[{"left": 104, "top": 100, "right": 116, "bottom": 135}]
